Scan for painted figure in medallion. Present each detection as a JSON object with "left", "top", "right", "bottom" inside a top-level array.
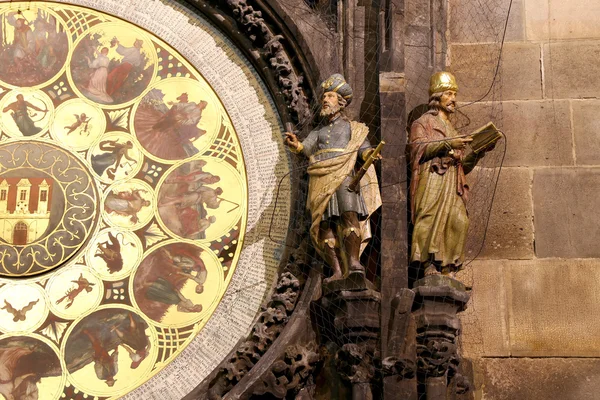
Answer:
[
  {"left": 91, "top": 139, "right": 137, "bottom": 180},
  {"left": 133, "top": 243, "right": 208, "bottom": 323},
  {"left": 56, "top": 273, "right": 96, "bottom": 309},
  {"left": 409, "top": 72, "right": 496, "bottom": 276},
  {"left": 285, "top": 74, "right": 382, "bottom": 283},
  {"left": 0, "top": 337, "right": 61, "bottom": 400},
  {"left": 2, "top": 94, "right": 48, "bottom": 136},
  {"left": 71, "top": 32, "right": 153, "bottom": 104},
  {"left": 65, "top": 310, "right": 151, "bottom": 387},
  {"left": 85, "top": 47, "right": 113, "bottom": 103},
  {"left": 158, "top": 160, "right": 226, "bottom": 240},
  {"left": 64, "top": 112, "right": 92, "bottom": 135},
  {"left": 106, "top": 38, "right": 144, "bottom": 96},
  {"left": 94, "top": 231, "right": 132, "bottom": 274},
  {"left": 135, "top": 90, "right": 208, "bottom": 160},
  {"left": 0, "top": 10, "right": 68, "bottom": 87},
  {"left": 104, "top": 188, "right": 150, "bottom": 224},
  {"left": 1, "top": 299, "right": 38, "bottom": 321}
]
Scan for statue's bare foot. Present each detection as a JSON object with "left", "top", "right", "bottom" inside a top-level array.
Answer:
[
  {"left": 324, "top": 272, "right": 344, "bottom": 284},
  {"left": 424, "top": 265, "right": 440, "bottom": 276}
]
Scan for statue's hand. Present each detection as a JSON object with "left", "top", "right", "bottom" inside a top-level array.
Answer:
[
  {"left": 449, "top": 137, "right": 472, "bottom": 150},
  {"left": 285, "top": 132, "right": 300, "bottom": 150},
  {"left": 363, "top": 148, "right": 383, "bottom": 161}
]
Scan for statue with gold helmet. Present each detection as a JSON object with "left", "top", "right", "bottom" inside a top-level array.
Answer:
[
  {"left": 409, "top": 71, "right": 497, "bottom": 276},
  {"left": 285, "top": 74, "right": 382, "bottom": 283}
]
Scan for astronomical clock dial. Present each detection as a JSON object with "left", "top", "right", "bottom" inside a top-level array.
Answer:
[{"left": 0, "top": 1, "right": 290, "bottom": 398}]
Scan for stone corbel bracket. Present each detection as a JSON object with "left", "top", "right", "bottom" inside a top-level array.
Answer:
[{"left": 412, "top": 275, "right": 472, "bottom": 400}]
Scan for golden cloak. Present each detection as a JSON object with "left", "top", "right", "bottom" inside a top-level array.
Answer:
[
  {"left": 306, "top": 121, "right": 381, "bottom": 256},
  {"left": 409, "top": 113, "right": 470, "bottom": 267}
]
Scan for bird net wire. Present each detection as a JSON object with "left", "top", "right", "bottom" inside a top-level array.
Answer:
[{"left": 255, "top": 0, "right": 514, "bottom": 395}]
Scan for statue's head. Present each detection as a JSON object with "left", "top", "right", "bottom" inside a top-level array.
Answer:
[
  {"left": 428, "top": 71, "right": 458, "bottom": 115},
  {"left": 320, "top": 74, "right": 352, "bottom": 118},
  {"left": 134, "top": 39, "right": 143, "bottom": 48},
  {"left": 16, "top": 94, "right": 24, "bottom": 101}
]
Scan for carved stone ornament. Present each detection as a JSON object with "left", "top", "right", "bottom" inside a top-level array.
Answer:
[
  {"left": 206, "top": 271, "right": 302, "bottom": 398},
  {"left": 381, "top": 356, "right": 417, "bottom": 379},
  {"left": 252, "top": 342, "right": 320, "bottom": 398},
  {"left": 416, "top": 334, "right": 459, "bottom": 378},
  {"left": 336, "top": 343, "right": 376, "bottom": 384},
  {"left": 196, "top": 0, "right": 313, "bottom": 125}
]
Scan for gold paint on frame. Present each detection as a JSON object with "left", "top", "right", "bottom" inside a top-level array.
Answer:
[{"left": 0, "top": 1, "right": 249, "bottom": 398}]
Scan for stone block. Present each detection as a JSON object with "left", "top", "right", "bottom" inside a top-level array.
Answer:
[
  {"left": 459, "top": 100, "right": 573, "bottom": 167},
  {"left": 543, "top": 41, "right": 600, "bottom": 99},
  {"left": 450, "top": 43, "right": 542, "bottom": 101},
  {"left": 526, "top": 0, "right": 600, "bottom": 40},
  {"left": 468, "top": 167, "right": 534, "bottom": 259},
  {"left": 405, "top": 0, "right": 430, "bottom": 27},
  {"left": 450, "top": 0, "right": 524, "bottom": 43},
  {"left": 533, "top": 168, "right": 600, "bottom": 257},
  {"left": 508, "top": 259, "right": 600, "bottom": 356},
  {"left": 460, "top": 258, "right": 600, "bottom": 358},
  {"left": 472, "top": 358, "right": 600, "bottom": 400},
  {"left": 572, "top": 100, "right": 600, "bottom": 165},
  {"left": 457, "top": 260, "right": 510, "bottom": 358},
  {"left": 404, "top": 46, "right": 431, "bottom": 110}
]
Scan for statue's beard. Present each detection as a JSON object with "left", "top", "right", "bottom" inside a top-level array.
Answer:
[
  {"left": 441, "top": 102, "right": 456, "bottom": 114},
  {"left": 320, "top": 103, "right": 341, "bottom": 117}
]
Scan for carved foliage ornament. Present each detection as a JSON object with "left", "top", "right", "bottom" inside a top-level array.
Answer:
[
  {"left": 203, "top": 0, "right": 312, "bottom": 125},
  {"left": 208, "top": 271, "right": 302, "bottom": 397}
]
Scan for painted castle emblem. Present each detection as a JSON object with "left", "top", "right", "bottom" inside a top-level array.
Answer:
[{"left": 0, "top": 177, "right": 53, "bottom": 244}]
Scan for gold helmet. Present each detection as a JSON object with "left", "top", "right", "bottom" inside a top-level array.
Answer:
[{"left": 429, "top": 71, "right": 458, "bottom": 96}]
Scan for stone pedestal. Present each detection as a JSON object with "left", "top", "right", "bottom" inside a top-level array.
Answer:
[
  {"left": 320, "top": 273, "right": 381, "bottom": 399},
  {"left": 412, "top": 275, "right": 471, "bottom": 400}
]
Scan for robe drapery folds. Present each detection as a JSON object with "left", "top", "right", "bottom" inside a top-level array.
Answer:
[
  {"left": 409, "top": 113, "right": 470, "bottom": 267},
  {"left": 306, "top": 121, "right": 381, "bottom": 256}
]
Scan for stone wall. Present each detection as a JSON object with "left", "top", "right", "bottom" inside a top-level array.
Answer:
[{"left": 449, "top": 0, "right": 600, "bottom": 398}]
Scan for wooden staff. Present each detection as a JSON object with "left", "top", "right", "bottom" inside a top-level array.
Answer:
[
  {"left": 218, "top": 197, "right": 240, "bottom": 213},
  {"left": 348, "top": 140, "right": 385, "bottom": 193}
]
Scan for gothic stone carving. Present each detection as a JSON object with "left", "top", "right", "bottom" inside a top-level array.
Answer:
[
  {"left": 336, "top": 343, "right": 376, "bottom": 384},
  {"left": 252, "top": 342, "right": 320, "bottom": 398},
  {"left": 206, "top": 271, "right": 301, "bottom": 398},
  {"left": 222, "top": 0, "right": 311, "bottom": 124}
]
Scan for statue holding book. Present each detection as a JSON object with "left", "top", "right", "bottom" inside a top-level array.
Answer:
[
  {"left": 285, "top": 74, "right": 382, "bottom": 283},
  {"left": 408, "top": 71, "right": 500, "bottom": 276}
]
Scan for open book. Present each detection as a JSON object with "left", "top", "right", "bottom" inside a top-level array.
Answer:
[{"left": 467, "top": 122, "right": 502, "bottom": 154}]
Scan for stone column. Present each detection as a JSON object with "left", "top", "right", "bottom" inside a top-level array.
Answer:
[{"left": 412, "top": 275, "right": 471, "bottom": 400}]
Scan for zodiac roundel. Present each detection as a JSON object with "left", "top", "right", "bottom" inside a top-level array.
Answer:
[
  {"left": 0, "top": 7, "right": 71, "bottom": 89},
  {"left": 0, "top": 2, "right": 252, "bottom": 399}
]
